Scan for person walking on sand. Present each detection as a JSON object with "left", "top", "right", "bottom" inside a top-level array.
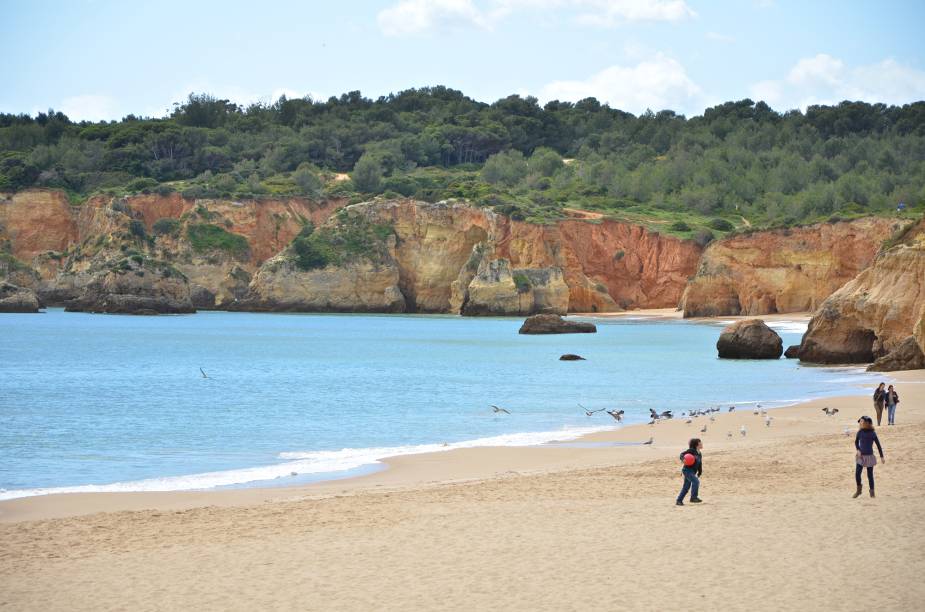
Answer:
[
  {"left": 676, "top": 438, "right": 703, "bottom": 506},
  {"left": 853, "top": 416, "right": 884, "bottom": 498},
  {"left": 886, "top": 384, "right": 899, "bottom": 425},
  {"left": 873, "top": 382, "right": 887, "bottom": 425}
]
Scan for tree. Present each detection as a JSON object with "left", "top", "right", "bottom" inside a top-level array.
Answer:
[
  {"left": 481, "top": 150, "right": 528, "bottom": 186},
  {"left": 293, "top": 163, "right": 323, "bottom": 197},
  {"left": 351, "top": 153, "right": 383, "bottom": 193}
]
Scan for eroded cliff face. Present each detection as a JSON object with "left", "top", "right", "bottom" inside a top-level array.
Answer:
[
  {"left": 800, "top": 218, "right": 925, "bottom": 364},
  {"left": 0, "top": 190, "right": 346, "bottom": 309},
  {"left": 680, "top": 218, "right": 899, "bottom": 317}
]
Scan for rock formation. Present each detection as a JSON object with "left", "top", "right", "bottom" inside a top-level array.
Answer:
[
  {"left": 866, "top": 336, "right": 925, "bottom": 372},
  {"left": 800, "top": 218, "right": 925, "bottom": 364},
  {"left": 716, "top": 319, "right": 783, "bottom": 359},
  {"left": 559, "top": 354, "right": 586, "bottom": 361},
  {"left": 681, "top": 218, "right": 898, "bottom": 317},
  {"left": 65, "top": 258, "right": 195, "bottom": 315},
  {"left": 784, "top": 344, "right": 801, "bottom": 359},
  {"left": 519, "top": 314, "right": 597, "bottom": 334},
  {"left": 0, "top": 281, "right": 41, "bottom": 313}
]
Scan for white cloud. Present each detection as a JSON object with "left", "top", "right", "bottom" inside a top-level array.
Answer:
[
  {"left": 59, "top": 94, "right": 120, "bottom": 121},
  {"left": 705, "top": 31, "right": 735, "bottom": 43},
  {"left": 377, "top": 0, "right": 694, "bottom": 36},
  {"left": 749, "top": 54, "right": 925, "bottom": 110},
  {"left": 539, "top": 54, "right": 702, "bottom": 114}
]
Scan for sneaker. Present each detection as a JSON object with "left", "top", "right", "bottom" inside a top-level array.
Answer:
[
  {"left": 690, "top": 498, "right": 703, "bottom": 503},
  {"left": 676, "top": 501, "right": 684, "bottom": 506}
]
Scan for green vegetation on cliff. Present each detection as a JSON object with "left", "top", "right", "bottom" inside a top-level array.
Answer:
[
  {"left": 186, "top": 223, "right": 249, "bottom": 257},
  {"left": 290, "top": 214, "right": 394, "bottom": 271},
  {"left": 2, "top": 90, "right": 924, "bottom": 235}
]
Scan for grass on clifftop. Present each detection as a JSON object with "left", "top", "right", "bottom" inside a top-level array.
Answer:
[{"left": 186, "top": 223, "right": 249, "bottom": 257}]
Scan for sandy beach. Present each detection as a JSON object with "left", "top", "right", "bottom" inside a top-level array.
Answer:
[{"left": 2, "top": 363, "right": 923, "bottom": 611}]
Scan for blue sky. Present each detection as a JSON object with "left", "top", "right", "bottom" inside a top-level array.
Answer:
[{"left": 3, "top": 0, "right": 924, "bottom": 121}]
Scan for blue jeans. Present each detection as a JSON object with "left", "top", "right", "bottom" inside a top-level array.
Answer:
[
  {"left": 677, "top": 468, "right": 700, "bottom": 502},
  {"left": 887, "top": 403, "right": 896, "bottom": 425}
]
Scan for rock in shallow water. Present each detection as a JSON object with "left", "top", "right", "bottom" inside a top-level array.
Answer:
[
  {"left": 716, "top": 319, "right": 783, "bottom": 359},
  {"left": 519, "top": 314, "right": 597, "bottom": 335},
  {"left": 0, "top": 282, "right": 41, "bottom": 313},
  {"left": 784, "top": 344, "right": 801, "bottom": 359},
  {"left": 559, "top": 354, "right": 586, "bottom": 361}
]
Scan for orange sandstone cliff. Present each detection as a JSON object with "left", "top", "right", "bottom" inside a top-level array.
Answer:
[{"left": 679, "top": 218, "right": 899, "bottom": 317}]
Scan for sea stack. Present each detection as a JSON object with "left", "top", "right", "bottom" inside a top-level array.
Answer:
[{"left": 716, "top": 319, "right": 783, "bottom": 359}]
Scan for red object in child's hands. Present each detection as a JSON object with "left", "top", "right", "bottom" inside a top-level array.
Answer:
[{"left": 683, "top": 453, "right": 696, "bottom": 467}]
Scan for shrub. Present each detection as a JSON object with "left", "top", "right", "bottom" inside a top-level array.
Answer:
[
  {"left": 293, "top": 163, "right": 323, "bottom": 197},
  {"left": 513, "top": 273, "right": 531, "bottom": 294},
  {"left": 187, "top": 223, "right": 249, "bottom": 257},
  {"left": 351, "top": 153, "right": 383, "bottom": 193},
  {"left": 709, "top": 218, "right": 734, "bottom": 231},
  {"left": 126, "top": 177, "right": 158, "bottom": 193},
  {"left": 129, "top": 219, "right": 147, "bottom": 239},
  {"left": 669, "top": 220, "right": 692, "bottom": 232},
  {"left": 693, "top": 229, "right": 715, "bottom": 247},
  {"left": 152, "top": 218, "right": 181, "bottom": 237}
]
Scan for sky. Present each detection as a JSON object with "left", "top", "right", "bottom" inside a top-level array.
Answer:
[{"left": 2, "top": 0, "right": 925, "bottom": 121}]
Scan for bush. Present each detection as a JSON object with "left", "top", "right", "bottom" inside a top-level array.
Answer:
[
  {"left": 693, "top": 229, "right": 715, "bottom": 247},
  {"left": 152, "top": 218, "right": 180, "bottom": 237},
  {"left": 482, "top": 150, "right": 528, "bottom": 187},
  {"left": 669, "top": 220, "right": 692, "bottom": 232},
  {"left": 513, "top": 273, "right": 531, "bottom": 294},
  {"left": 709, "top": 218, "right": 734, "bottom": 231},
  {"left": 293, "top": 163, "right": 323, "bottom": 197},
  {"left": 129, "top": 219, "right": 147, "bottom": 239},
  {"left": 187, "top": 223, "right": 249, "bottom": 256}
]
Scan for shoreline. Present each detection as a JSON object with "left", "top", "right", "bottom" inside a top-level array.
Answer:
[{"left": 0, "top": 365, "right": 911, "bottom": 524}]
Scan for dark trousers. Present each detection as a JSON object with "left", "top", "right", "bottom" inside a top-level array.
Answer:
[
  {"left": 855, "top": 464, "right": 874, "bottom": 489},
  {"left": 874, "top": 400, "right": 884, "bottom": 425},
  {"left": 677, "top": 469, "right": 700, "bottom": 502}
]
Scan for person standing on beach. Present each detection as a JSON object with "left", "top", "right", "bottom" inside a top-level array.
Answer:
[
  {"left": 853, "top": 416, "right": 884, "bottom": 498},
  {"left": 676, "top": 438, "right": 703, "bottom": 506},
  {"left": 886, "top": 384, "right": 899, "bottom": 425},
  {"left": 873, "top": 383, "right": 886, "bottom": 425}
]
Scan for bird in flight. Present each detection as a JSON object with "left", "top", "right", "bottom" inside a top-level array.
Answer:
[
  {"left": 580, "top": 403, "right": 607, "bottom": 416},
  {"left": 200, "top": 367, "right": 209, "bottom": 379},
  {"left": 491, "top": 405, "right": 511, "bottom": 414}
]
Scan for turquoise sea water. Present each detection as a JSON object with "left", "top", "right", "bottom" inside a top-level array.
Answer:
[{"left": 0, "top": 309, "right": 877, "bottom": 499}]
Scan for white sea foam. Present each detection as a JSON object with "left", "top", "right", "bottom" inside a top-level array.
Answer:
[
  {"left": 0, "top": 426, "right": 613, "bottom": 501},
  {"left": 766, "top": 320, "right": 809, "bottom": 334}
]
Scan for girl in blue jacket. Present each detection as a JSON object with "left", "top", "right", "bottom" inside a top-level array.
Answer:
[{"left": 854, "top": 416, "right": 884, "bottom": 498}]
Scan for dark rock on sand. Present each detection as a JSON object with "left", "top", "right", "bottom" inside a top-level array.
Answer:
[
  {"left": 559, "top": 354, "right": 586, "bottom": 361},
  {"left": 716, "top": 319, "right": 783, "bottom": 359},
  {"left": 784, "top": 344, "right": 801, "bottom": 359},
  {"left": 866, "top": 336, "right": 925, "bottom": 372},
  {"left": 0, "top": 282, "right": 41, "bottom": 312},
  {"left": 519, "top": 314, "right": 597, "bottom": 335}
]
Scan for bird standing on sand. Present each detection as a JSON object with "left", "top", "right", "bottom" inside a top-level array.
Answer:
[
  {"left": 492, "top": 405, "right": 511, "bottom": 414},
  {"left": 753, "top": 408, "right": 760, "bottom": 415},
  {"left": 685, "top": 417, "right": 693, "bottom": 424},
  {"left": 740, "top": 425, "right": 747, "bottom": 437},
  {"left": 729, "top": 406, "right": 736, "bottom": 412},
  {"left": 200, "top": 367, "right": 209, "bottom": 379},
  {"left": 700, "top": 424, "right": 708, "bottom": 433},
  {"left": 642, "top": 437, "right": 653, "bottom": 445},
  {"left": 727, "top": 431, "right": 733, "bottom": 438},
  {"left": 709, "top": 414, "right": 716, "bottom": 422},
  {"left": 765, "top": 417, "right": 772, "bottom": 427}
]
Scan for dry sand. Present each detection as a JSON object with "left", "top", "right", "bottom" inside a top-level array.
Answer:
[{"left": 2, "top": 370, "right": 923, "bottom": 611}]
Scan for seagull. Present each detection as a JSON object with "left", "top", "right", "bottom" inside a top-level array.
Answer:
[
  {"left": 200, "top": 367, "right": 209, "bottom": 379},
  {"left": 765, "top": 417, "right": 772, "bottom": 427},
  {"left": 740, "top": 425, "right": 747, "bottom": 437},
  {"left": 580, "top": 403, "right": 606, "bottom": 416},
  {"left": 606, "top": 410, "right": 623, "bottom": 422},
  {"left": 660, "top": 410, "right": 673, "bottom": 419},
  {"left": 728, "top": 406, "right": 736, "bottom": 413},
  {"left": 753, "top": 408, "right": 760, "bottom": 415},
  {"left": 727, "top": 431, "right": 733, "bottom": 438},
  {"left": 700, "top": 424, "right": 708, "bottom": 433},
  {"left": 685, "top": 417, "right": 693, "bottom": 424},
  {"left": 642, "top": 437, "right": 653, "bottom": 445},
  {"left": 709, "top": 414, "right": 716, "bottom": 422},
  {"left": 844, "top": 426, "right": 851, "bottom": 436},
  {"left": 491, "top": 405, "right": 510, "bottom": 414},
  {"left": 648, "top": 419, "right": 656, "bottom": 426},
  {"left": 822, "top": 407, "right": 840, "bottom": 416}
]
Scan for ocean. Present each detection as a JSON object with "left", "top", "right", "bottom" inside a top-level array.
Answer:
[{"left": 0, "top": 309, "right": 877, "bottom": 499}]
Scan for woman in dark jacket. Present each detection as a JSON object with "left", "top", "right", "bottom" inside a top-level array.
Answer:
[
  {"left": 872, "top": 383, "right": 886, "bottom": 425},
  {"left": 853, "top": 416, "right": 884, "bottom": 498},
  {"left": 886, "top": 385, "right": 899, "bottom": 425},
  {"left": 676, "top": 438, "right": 703, "bottom": 506}
]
